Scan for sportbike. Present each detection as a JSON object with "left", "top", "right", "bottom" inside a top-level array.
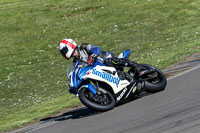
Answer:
[{"left": 67, "top": 50, "right": 167, "bottom": 111}]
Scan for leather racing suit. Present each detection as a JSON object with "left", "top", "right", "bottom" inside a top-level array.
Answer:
[{"left": 73, "top": 43, "right": 139, "bottom": 69}]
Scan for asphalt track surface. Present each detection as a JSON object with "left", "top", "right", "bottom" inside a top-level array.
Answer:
[{"left": 13, "top": 65, "right": 200, "bottom": 133}]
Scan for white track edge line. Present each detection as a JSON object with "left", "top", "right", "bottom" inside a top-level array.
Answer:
[
  {"left": 25, "top": 121, "right": 57, "bottom": 133},
  {"left": 167, "top": 64, "right": 200, "bottom": 80}
]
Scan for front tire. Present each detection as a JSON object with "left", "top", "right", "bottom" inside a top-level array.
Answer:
[{"left": 78, "top": 87, "right": 116, "bottom": 111}]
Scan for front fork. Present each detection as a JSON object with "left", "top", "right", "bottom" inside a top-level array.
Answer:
[{"left": 88, "top": 80, "right": 100, "bottom": 95}]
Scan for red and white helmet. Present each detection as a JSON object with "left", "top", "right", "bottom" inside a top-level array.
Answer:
[{"left": 58, "top": 39, "right": 77, "bottom": 59}]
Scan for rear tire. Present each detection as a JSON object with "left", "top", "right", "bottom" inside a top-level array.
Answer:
[
  {"left": 78, "top": 87, "right": 116, "bottom": 111},
  {"left": 140, "top": 64, "right": 167, "bottom": 93}
]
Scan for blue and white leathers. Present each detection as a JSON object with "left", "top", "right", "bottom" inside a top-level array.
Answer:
[{"left": 118, "top": 49, "right": 130, "bottom": 59}]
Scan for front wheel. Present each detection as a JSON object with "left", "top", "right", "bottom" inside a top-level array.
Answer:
[{"left": 78, "top": 87, "right": 116, "bottom": 111}]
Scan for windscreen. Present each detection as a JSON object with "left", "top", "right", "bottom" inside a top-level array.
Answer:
[{"left": 67, "top": 63, "right": 74, "bottom": 78}]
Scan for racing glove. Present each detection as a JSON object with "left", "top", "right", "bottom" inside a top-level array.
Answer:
[{"left": 87, "top": 54, "right": 97, "bottom": 65}]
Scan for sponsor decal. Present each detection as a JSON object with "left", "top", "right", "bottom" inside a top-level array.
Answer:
[
  {"left": 117, "top": 87, "right": 128, "bottom": 101},
  {"left": 92, "top": 69, "right": 120, "bottom": 85}
]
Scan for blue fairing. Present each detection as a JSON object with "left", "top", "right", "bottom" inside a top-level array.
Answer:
[
  {"left": 72, "top": 61, "right": 104, "bottom": 88},
  {"left": 72, "top": 62, "right": 80, "bottom": 88}
]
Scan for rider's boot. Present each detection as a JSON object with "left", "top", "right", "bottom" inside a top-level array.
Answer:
[{"left": 107, "top": 57, "right": 136, "bottom": 67}]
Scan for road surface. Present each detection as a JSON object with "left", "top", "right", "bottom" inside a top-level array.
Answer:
[{"left": 13, "top": 65, "right": 200, "bottom": 133}]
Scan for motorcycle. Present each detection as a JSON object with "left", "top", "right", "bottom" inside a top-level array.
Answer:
[{"left": 67, "top": 50, "right": 167, "bottom": 111}]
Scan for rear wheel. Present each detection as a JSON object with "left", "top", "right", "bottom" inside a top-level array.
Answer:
[
  {"left": 78, "top": 87, "right": 116, "bottom": 111},
  {"left": 139, "top": 64, "right": 167, "bottom": 93}
]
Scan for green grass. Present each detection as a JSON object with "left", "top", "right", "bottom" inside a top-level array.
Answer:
[{"left": 0, "top": 0, "right": 200, "bottom": 131}]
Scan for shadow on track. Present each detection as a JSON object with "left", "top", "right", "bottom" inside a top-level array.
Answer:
[
  {"left": 40, "top": 107, "right": 100, "bottom": 122},
  {"left": 40, "top": 92, "right": 153, "bottom": 123}
]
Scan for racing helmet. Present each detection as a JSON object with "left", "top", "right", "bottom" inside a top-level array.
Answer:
[{"left": 58, "top": 39, "right": 77, "bottom": 59}]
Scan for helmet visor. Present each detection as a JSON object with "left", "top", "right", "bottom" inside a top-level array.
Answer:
[{"left": 60, "top": 47, "right": 69, "bottom": 57}]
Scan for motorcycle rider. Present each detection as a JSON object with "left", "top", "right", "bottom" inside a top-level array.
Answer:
[{"left": 58, "top": 38, "right": 140, "bottom": 71}]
